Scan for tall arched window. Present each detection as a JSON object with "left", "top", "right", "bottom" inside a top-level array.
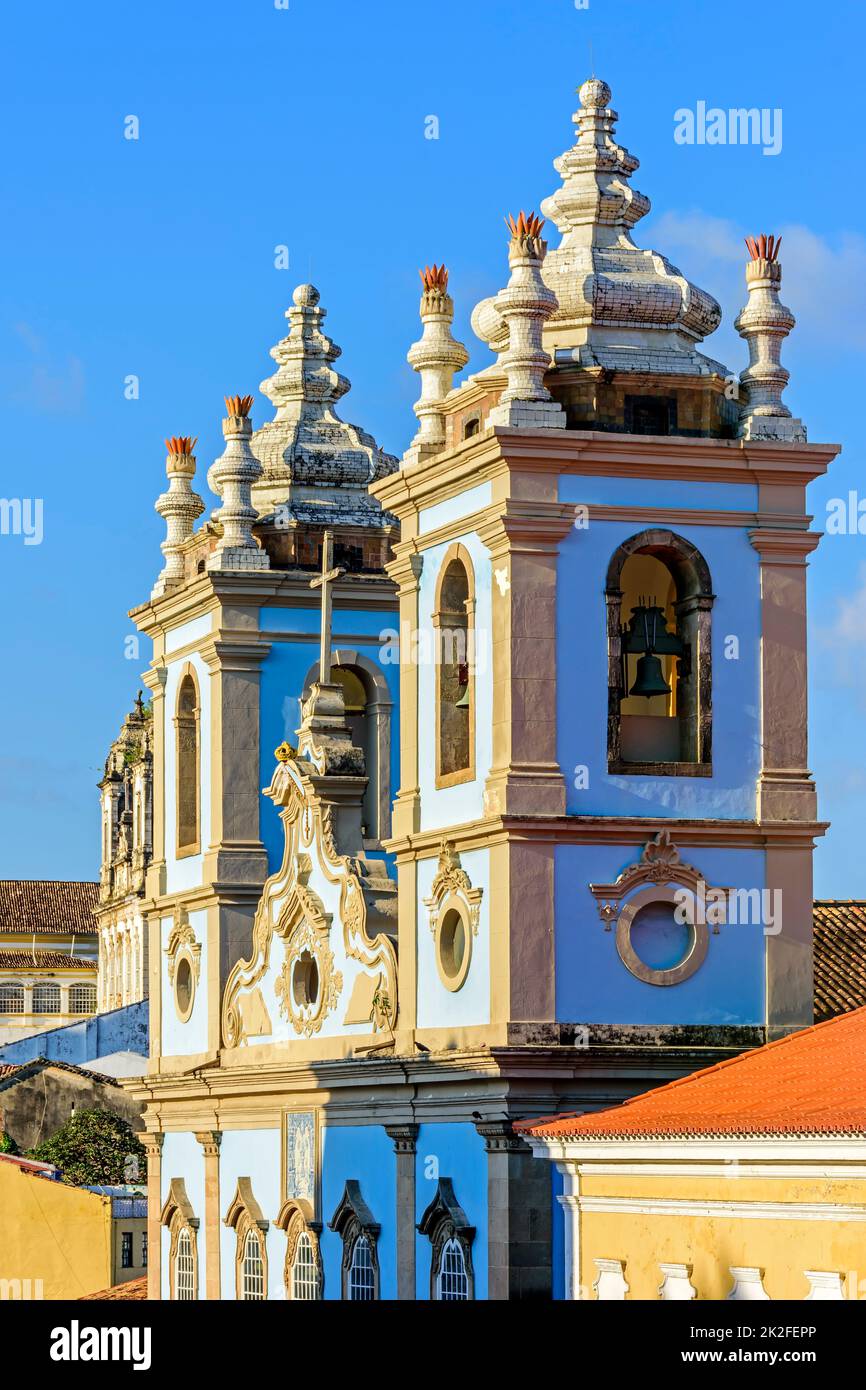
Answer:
[
  {"left": 241, "top": 1229, "right": 266, "bottom": 1300},
  {"left": 277, "top": 1201, "right": 323, "bottom": 1301},
  {"left": 433, "top": 545, "right": 475, "bottom": 788},
  {"left": 225, "top": 1178, "right": 269, "bottom": 1301},
  {"left": 329, "top": 1180, "right": 380, "bottom": 1301},
  {"left": 436, "top": 1236, "right": 470, "bottom": 1300},
  {"left": 161, "top": 1178, "right": 199, "bottom": 1301},
  {"left": 606, "top": 530, "right": 713, "bottom": 775},
  {"left": 419, "top": 1178, "right": 475, "bottom": 1301},
  {"left": 175, "top": 668, "right": 200, "bottom": 856}
]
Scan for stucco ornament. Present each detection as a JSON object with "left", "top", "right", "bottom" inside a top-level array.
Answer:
[
  {"left": 589, "top": 830, "right": 730, "bottom": 987},
  {"left": 221, "top": 682, "right": 397, "bottom": 1048},
  {"left": 164, "top": 907, "right": 201, "bottom": 986},
  {"left": 423, "top": 840, "right": 483, "bottom": 938}
]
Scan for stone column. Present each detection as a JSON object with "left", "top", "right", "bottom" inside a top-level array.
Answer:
[
  {"left": 476, "top": 1120, "right": 552, "bottom": 1300},
  {"left": 385, "top": 1124, "right": 418, "bottom": 1300},
  {"left": 195, "top": 1131, "right": 222, "bottom": 1301},
  {"left": 141, "top": 1133, "right": 164, "bottom": 1301}
]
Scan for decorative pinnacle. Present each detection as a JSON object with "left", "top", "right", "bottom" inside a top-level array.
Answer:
[
  {"left": 420, "top": 264, "right": 449, "bottom": 293},
  {"left": 274, "top": 741, "right": 296, "bottom": 763},
  {"left": 406, "top": 261, "right": 468, "bottom": 457},
  {"left": 165, "top": 435, "right": 198, "bottom": 455},
  {"left": 745, "top": 233, "right": 781, "bottom": 263},
  {"left": 152, "top": 435, "right": 204, "bottom": 600},
  {"left": 206, "top": 395, "right": 269, "bottom": 573}
]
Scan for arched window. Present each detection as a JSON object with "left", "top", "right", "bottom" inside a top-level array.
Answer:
[
  {"left": 161, "top": 1178, "right": 199, "bottom": 1301},
  {"left": 0, "top": 983, "right": 24, "bottom": 1014},
  {"left": 419, "top": 1177, "right": 475, "bottom": 1301},
  {"left": 277, "top": 1201, "right": 323, "bottom": 1301},
  {"left": 437, "top": 1236, "right": 470, "bottom": 1301},
  {"left": 348, "top": 1234, "right": 375, "bottom": 1300},
  {"left": 606, "top": 530, "right": 713, "bottom": 775},
  {"left": 225, "top": 1177, "right": 269, "bottom": 1301},
  {"left": 241, "top": 1229, "right": 266, "bottom": 1300},
  {"left": 175, "top": 1228, "right": 196, "bottom": 1300},
  {"left": 433, "top": 545, "right": 475, "bottom": 787},
  {"left": 33, "top": 983, "right": 61, "bottom": 1014},
  {"left": 175, "top": 668, "right": 200, "bottom": 856},
  {"left": 329, "top": 1180, "right": 380, "bottom": 1301}
]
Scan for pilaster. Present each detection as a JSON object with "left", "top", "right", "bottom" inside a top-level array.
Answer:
[
  {"left": 195, "top": 1130, "right": 222, "bottom": 1300},
  {"left": 476, "top": 1119, "right": 551, "bottom": 1301},
  {"left": 385, "top": 1123, "right": 419, "bottom": 1300},
  {"left": 141, "top": 1132, "right": 164, "bottom": 1301}
]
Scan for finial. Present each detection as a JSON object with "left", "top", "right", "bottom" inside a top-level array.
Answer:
[
  {"left": 274, "top": 741, "right": 296, "bottom": 763},
  {"left": 206, "top": 395, "right": 270, "bottom": 572},
  {"left": 405, "top": 261, "right": 469, "bottom": 461},
  {"left": 578, "top": 76, "right": 612, "bottom": 111},
  {"left": 151, "top": 435, "right": 204, "bottom": 600},
  {"left": 735, "top": 234, "right": 805, "bottom": 442},
  {"left": 486, "top": 211, "right": 565, "bottom": 431},
  {"left": 134, "top": 690, "right": 145, "bottom": 718}
]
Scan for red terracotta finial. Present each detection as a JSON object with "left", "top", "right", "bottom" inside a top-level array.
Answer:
[
  {"left": 419, "top": 263, "right": 449, "bottom": 293},
  {"left": 505, "top": 209, "right": 545, "bottom": 241},
  {"left": 224, "top": 394, "right": 254, "bottom": 418},
  {"left": 745, "top": 233, "right": 781, "bottom": 263},
  {"left": 165, "top": 435, "right": 197, "bottom": 455}
]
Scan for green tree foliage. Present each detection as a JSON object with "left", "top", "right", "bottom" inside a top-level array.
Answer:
[
  {"left": 29, "top": 1109, "right": 146, "bottom": 1187},
  {"left": 0, "top": 1130, "right": 18, "bottom": 1155}
]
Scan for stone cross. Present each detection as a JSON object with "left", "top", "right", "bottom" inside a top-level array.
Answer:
[{"left": 310, "top": 530, "right": 344, "bottom": 684}]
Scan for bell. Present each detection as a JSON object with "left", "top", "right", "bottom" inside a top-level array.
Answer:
[
  {"left": 454, "top": 683, "right": 471, "bottom": 709},
  {"left": 629, "top": 652, "right": 671, "bottom": 699}
]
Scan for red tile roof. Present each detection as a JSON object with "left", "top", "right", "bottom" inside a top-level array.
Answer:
[
  {"left": 518, "top": 1004, "right": 866, "bottom": 1141},
  {"left": 0, "top": 881, "right": 98, "bottom": 936},
  {"left": 0, "top": 949, "right": 95, "bottom": 970},
  {"left": 813, "top": 900, "right": 866, "bottom": 1022},
  {"left": 79, "top": 1277, "right": 147, "bottom": 1301}
]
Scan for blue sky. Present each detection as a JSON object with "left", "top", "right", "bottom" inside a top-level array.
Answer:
[{"left": 0, "top": 0, "right": 863, "bottom": 895}]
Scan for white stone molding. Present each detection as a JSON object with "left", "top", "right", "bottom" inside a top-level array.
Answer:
[
  {"left": 658, "top": 1263, "right": 697, "bottom": 1300},
  {"left": 727, "top": 1267, "right": 770, "bottom": 1301},
  {"left": 804, "top": 1270, "right": 845, "bottom": 1301},
  {"left": 593, "top": 1257, "right": 629, "bottom": 1301}
]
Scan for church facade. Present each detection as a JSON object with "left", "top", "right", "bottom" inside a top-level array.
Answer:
[{"left": 125, "top": 78, "right": 837, "bottom": 1300}]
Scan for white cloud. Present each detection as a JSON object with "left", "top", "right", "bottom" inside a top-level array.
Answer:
[
  {"left": 649, "top": 212, "right": 866, "bottom": 352},
  {"left": 8, "top": 321, "right": 86, "bottom": 413}
]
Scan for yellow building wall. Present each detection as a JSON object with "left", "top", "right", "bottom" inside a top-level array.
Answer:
[
  {"left": 0, "top": 1160, "right": 113, "bottom": 1299},
  {"left": 579, "top": 1170, "right": 866, "bottom": 1301}
]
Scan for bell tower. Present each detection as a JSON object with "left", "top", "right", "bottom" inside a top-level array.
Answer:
[{"left": 374, "top": 76, "right": 838, "bottom": 1067}]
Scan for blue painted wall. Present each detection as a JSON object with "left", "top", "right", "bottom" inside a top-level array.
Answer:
[
  {"left": 414, "top": 1122, "right": 487, "bottom": 1300},
  {"left": 555, "top": 842, "right": 767, "bottom": 1024},
  {"left": 0, "top": 1000, "right": 148, "bottom": 1066},
  {"left": 556, "top": 485, "right": 762, "bottom": 821},
  {"left": 320, "top": 1123, "right": 397, "bottom": 1300},
  {"left": 258, "top": 604, "right": 399, "bottom": 875},
  {"left": 218, "top": 1127, "right": 283, "bottom": 1300}
]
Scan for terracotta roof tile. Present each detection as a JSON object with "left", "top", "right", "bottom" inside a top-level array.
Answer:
[
  {"left": 0, "top": 949, "right": 95, "bottom": 970},
  {"left": 518, "top": 1003, "right": 866, "bottom": 1141},
  {"left": 0, "top": 881, "right": 98, "bottom": 936},
  {"left": 813, "top": 900, "right": 866, "bottom": 1022},
  {"left": 79, "top": 1276, "right": 147, "bottom": 1301}
]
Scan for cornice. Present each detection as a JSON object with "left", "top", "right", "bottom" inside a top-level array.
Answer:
[{"left": 370, "top": 428, "right": 840, "bottom": 521}]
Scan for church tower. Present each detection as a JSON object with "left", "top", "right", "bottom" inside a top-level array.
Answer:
[{"left": 127, "top": 79, "right": 837, "bottom": 1304}]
